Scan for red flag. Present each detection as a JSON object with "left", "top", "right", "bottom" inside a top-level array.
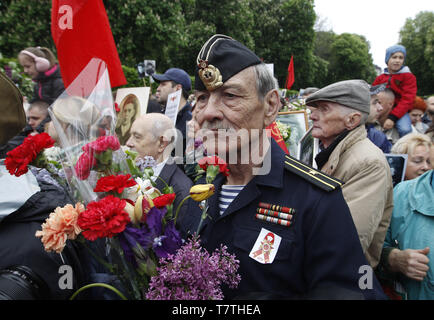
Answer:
[
  {"left": 285, "top": 56, "right": 294, "bottom": 90},
  {"left": 51, "top": 0, "right": 126, "bottom": 89},
  {"left": 266, "top": 122, "right": 289, "bottom": 154}
]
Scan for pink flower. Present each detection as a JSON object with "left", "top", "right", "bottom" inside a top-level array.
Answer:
[
  {"left": 35, "top": 203, "right": 84, "bottom": 253},
  {"left": 83, "top": 135, "right": 120, "bottom": 154},
  {"left": 74, "top": 151, "right": 97, "bottom": 180}
]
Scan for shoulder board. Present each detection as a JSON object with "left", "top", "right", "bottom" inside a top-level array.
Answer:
[{"left": 284, "top": 154, "right": 344, "bottom": 192}]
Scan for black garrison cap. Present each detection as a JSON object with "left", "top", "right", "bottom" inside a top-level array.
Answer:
[{"left": 195, "top": 34, "right": 261, "bottom": 91}]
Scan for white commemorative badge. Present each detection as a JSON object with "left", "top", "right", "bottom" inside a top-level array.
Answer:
[{"left": 249, "top": 228, "right": 282, "bottom": 264}]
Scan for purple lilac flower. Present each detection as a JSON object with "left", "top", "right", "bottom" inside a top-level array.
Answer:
[
  {"left": 136, "top": 156, "right": 156, "bottom": 171},
  {"left": 145, "top": 236, "right": 241, "bottom": 300}
]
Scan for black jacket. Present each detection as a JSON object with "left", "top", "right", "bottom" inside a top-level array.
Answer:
[
  {"left": 155, "top": 161, "right": 192, "bottom": 221},
  {"left": 179, "top": 140, "right": 387, "bottom": 300},
  {"left": 0, "top": 167, "right": 84, "bottom": 299},
  {"left": 31, "top": 64, "right": 64, "bottom": 105}
]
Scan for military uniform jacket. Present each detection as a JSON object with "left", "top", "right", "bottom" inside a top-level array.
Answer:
[{"left": 178, "top": 140, "right": 386, "bottom": 299}]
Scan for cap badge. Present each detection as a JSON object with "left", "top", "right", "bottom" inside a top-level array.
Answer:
[{"left": 198, "top": 59, "right": 223, "bottom": 91}]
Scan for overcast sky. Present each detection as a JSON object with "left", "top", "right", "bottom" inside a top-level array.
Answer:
[{"left": 313, "top": 0, "right": 433, "bottom": 68}]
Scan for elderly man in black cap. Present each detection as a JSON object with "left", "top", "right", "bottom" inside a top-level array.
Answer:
[
  {"left": 306, "top": 79, "right": 393, "bottom": 270},
  {"left": 152, "top": 68, "right": 192, "bottom": 157},
  {"left": 179, "top": 35, "right": 386, "bottom": 299}
]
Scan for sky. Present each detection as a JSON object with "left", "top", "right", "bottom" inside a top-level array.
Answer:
[{"left": 313, "top": 0, "right": 433, "bottom": 67}]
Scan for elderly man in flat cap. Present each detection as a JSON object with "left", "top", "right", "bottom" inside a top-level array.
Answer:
[
  {"left": 179, "top": 35, "right": 386, "bottom": 300},
  {"left": 306, "top": 79, "right": 394, "bottom": 269}
]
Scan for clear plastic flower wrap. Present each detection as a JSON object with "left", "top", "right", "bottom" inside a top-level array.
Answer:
[{"left": 48, "top": 58, "right": 129, "bottom": 204}]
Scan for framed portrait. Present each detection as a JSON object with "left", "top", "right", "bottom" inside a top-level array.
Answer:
[
  {"left": 144, "top": 60, "right": 156, "bottom": 77},
  {"left": 277, "top": 110, "right": 309, "bottom": 158},
  {"left": 297, "top": 127, "right": 320, "bottom": 168},
  {"left": 385, "top": 153, "right": 408, "bottom": 187},
  {"left": 115, "top": 87, "right": 150, "bottom": 145}
]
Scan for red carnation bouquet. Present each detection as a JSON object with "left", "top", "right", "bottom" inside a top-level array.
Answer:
[{"left": 5, "top": 132, "right": 55, "bottom": 177}]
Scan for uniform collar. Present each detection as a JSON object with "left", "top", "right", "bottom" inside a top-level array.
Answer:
[{"left": 253, "top": 138, "right": 284, "bottom": 189}]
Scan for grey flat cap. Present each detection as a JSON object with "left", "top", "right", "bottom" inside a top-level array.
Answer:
[{"left": 305, "top": 79, "right": 370, "bottom": 114}]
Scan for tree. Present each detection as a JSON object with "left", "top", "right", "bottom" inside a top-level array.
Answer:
[
  {"left": 399, "top": 11, "right": 434, "bottom": 95},
  {"left": 314, "top": 31, "right": 335, "bottom": 62},
  {"left": 328, "top": 33, "right": 376, "bottom": 84},
  {"left": 0, "top": 0, "right": 53, "bottom": 57},
  {"left": 250, "top": 0, "right": 316, "bottom": 89},
  {"left": 104, "top": 0, "right": 188, "bottom": 70}
]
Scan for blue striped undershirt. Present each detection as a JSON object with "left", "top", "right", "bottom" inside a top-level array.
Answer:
[{"left": 219, "top": 185, "right": 245, "bottom": 215}]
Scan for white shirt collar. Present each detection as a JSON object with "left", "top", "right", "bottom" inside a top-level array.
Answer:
[{"left": 151, "top": 158, "right": 169, "bottom": 181}]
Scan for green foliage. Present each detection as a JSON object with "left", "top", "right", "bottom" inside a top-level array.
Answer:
[
  {"left": 118, "top": 65, "right": 145, "bottom": 88},
  {"left": 251, "top": 0, "right": 316, "bottom": 89},
  {"left": 399, "top": 11, "right": 434, "bottom": 95},
  {"left": 0, "top": 56, "right": 34, "bottom": 98},
  {"left": 328, "top": 33, "right": 376, "bottom": 84},
  {"left": 0, "top": 0, "right": 385, "bottom": 93},
  {"left": 0, "top": 0, "right": 54, "bottom": 57}
]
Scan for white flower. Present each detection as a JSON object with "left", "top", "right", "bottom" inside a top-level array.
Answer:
[
  {"left": 43, "top": 146, "right": 61, "bottom": 162},
  {"left": 135, "top": 177, "right": 161, "bottom": 198}
]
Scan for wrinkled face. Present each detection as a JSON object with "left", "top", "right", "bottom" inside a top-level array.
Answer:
[
  {"left": 367, "top": 95, "right": 383, "bottom": 123},
  {"left": 156, "top": 81, "right": 176, "bottom": 105},
  {"left": 194, "top": 67, "right": 268, "bottom": 156},
  {"left": 27, "top": 107, "right": 47, "bottom": 130},
  {"left": 126, "top": 119, "right": 160, "bottom": 160},
  {"left": 18, "top": 54, "right": 38, "bottom": 79},
  {"left": 405, "top": 145, "right": 431, "bottom": 180},
  {"left": 308, "top": 101, "right": 348, "bottom": 148},
  {"left": 387, "top": 52, "right": 405, "bottom": 73},
  {"left": 409, "top": 109, "right": 424, "bottom": 125}
]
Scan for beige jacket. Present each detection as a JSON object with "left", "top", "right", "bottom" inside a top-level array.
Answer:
[{"left": 320, "top": 125, "right": 393, "bottom": 268}]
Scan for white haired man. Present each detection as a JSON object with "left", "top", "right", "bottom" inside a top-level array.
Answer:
[{"left": 306, "top": 79, "right": 394, "bottom": 269}]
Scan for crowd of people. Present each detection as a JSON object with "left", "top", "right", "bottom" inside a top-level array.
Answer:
[{"left": 0, "top": 37, "right": 433, "bottom": 301}]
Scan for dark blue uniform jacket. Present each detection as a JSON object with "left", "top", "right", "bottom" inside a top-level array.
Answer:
[{"left": 178, "top": 140, "right": 386, "bottom": 300}]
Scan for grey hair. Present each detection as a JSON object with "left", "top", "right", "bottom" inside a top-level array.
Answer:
[
  {"left": 253, "top": 63, "right": 279, "bottom": 101},
  {"left": 150, "top": 116, "right": 177, "bottom": 143},
  {"left": 338, "top": 104, "right": 369, "bottom": 125}
]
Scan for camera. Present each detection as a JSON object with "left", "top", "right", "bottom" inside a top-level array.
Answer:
[{"left": 0, "top": 265, "right": 49, "bottom": 300}]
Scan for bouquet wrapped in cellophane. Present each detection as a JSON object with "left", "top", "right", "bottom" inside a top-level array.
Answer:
[{"left": 33, "top": 58, "right": 240, "bottom": 300}]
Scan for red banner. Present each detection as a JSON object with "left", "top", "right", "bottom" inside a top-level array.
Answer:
[
  {"left": 285, "top": 56, "right": 294, "bottom": 90},
  {"left": 267, "top": 122, "right": 289, "bottom": 154},
  {"left": 51, "top": 0, "right": 126, "bottom": 89}
]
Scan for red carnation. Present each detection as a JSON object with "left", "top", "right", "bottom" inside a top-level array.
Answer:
[
  {"left": 152, "top": 193, "right": 176, "bottom": 208},
  {"left": 5, "top": 132, "right": 55, "bottom": 177},
  {"left": 198, "top": 156, "right": 229, "bottom": 177},
  {"left": 77, "top": 195, "right": 130, "bottom": 241},
  {"left": 94, "top": 174, "right": 137, "bottom": 194},
  {"left": 74, "top": 151, "right": 97, "bottom": 180},
  {"left": 114, "top": 102, "right": 120, "bottom": 113},
  {"left": 83, "top": 135, "right": 120, "bottom": 154}
]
